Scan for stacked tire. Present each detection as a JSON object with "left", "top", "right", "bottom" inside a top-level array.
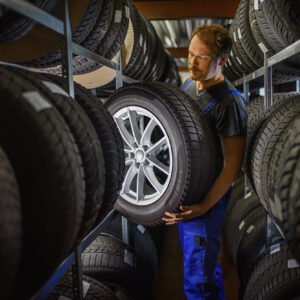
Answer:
[
  {"left": 0, "top": 0, "right": 181, "bottom": 90},
  {"left": 222, "top": 175, "right": 267, "bottom": 289},
  {"left": 244, "top": 93, "right": 300, "bottom": 263},
  {"left": 0, "top": 65, "right": 125, "bottom": 299},
  {"left": 242, "top": 243, "right": 300, "bottom": 299},
  {"left": 223, "top": 0, "right": 300, "bottom": 85}
]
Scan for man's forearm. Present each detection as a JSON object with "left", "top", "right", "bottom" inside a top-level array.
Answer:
[{"left": 200, "top": 163, "right": 241, "bottom": 212}]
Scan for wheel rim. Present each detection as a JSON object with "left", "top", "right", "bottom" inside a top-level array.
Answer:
[{"left": 113, "top": 106, "right": 173, "bottom": 206}]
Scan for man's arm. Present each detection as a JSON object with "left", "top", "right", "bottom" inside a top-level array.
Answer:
[{"left": 162, "top": 135, "right": 246, "bottom": 225}]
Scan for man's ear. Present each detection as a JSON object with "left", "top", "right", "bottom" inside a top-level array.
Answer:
[{"left": 219, "top": 53, "right": 229, "bottom": 66}]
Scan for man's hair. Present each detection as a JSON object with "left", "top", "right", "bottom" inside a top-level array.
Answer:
[{"left": 191, "top": 24, "right": 232, "bottom": 58}]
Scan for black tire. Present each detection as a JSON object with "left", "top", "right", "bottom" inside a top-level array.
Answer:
[
  {"left": 254, "top": 0, "right": 285, "bottom": 54},
  {"left": 122, "top": 2, "right": 145, "bottom": 79},
  {"left": 243, "top": 97, "right": 267, "bottom": 184},
  {"left": 105, "top": 82, "right": 216, "bottom": 225},
  {"left": 96, "top": 0, "right": 129, "bottom": 61},
  {"left": 236, "top": 0, "right": 262, "bottom": 71},
  {"left": 0, "top": 147, "right": 22, "bottom": 300},
  {"left": 249, "top": 0, "right": 300, "bottom": 82},
  {"left": 260, "top": 0, "right": 300, "bottom": 62},
  {"left": 244, "top": 94, "right": 298, "bottom": 185},
  {"left": 45, "top": 76, "right": 125, "bottom": 222},
  {"left": 225, "top": 192, "right": 263, "bottom": 263},
  {"left": 252, "top": 95, "right": 300, "bottom": 213},
  {"left": 242, "top": 243, "right": 300, "bottom": 300},
  {"left": 101, "top": 214, "right": 159, "bottom": 282},
  {"left": 0, "top": 66, "right": 85, "bottom": 299},
  {"left": 48, "top": 273, "right": 117, "bottom": 299},
  {"left": 32, "top": 72, "right": 105, "bottom": 241},
  {"left": 0, "top": 0, "right": 57, "bottom": 44},
  {"left": 22, "top": 0, "right": 103, "bottom": 68},
  {"left": 222, "top": 174, "right": 246, "bottom": 231},
  {"left": 236, "top": 209, "right": 266, "bottom": 279},
  {"left": 82, "top": 235, "right": 153, "bottom": 300},
  {"left": 275, "top": 118, "right": 300, "bottom": 261},
  {"left": 72, "top": 0, "right": 130, "bottom": 75}
]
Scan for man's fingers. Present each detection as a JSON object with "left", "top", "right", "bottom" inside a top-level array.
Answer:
[
  {"left": 165, "top": 221, "right": 178, "bottom": 226},
  {"left": 162, "top": 217, "right": 183, "bottom": 223},
  {"left": 165, "top": 210, "right": 193, "bottom": 218},
  {"left": 164, "top": 211, "right": 179, "bottom": 217}
]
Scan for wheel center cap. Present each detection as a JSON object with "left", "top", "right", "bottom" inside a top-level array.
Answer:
[{"left": 135, "top": 150, "right": 145, "bottom": 162}]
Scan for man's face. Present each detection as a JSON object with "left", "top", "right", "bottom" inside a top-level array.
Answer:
[{"left": 188, "top": 35, "right": 220, "bottom": 81}]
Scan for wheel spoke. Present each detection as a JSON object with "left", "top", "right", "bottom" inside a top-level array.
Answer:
[
  {"left": 114, "top": 116, "right": 134, "bottom": 149},
  {"left": 136, "top": 166, "right": 146, "bottom": 202},
  {"left": 139, "top": 116, "right": 145, "bottom": 134},
  {"left": 125, "top": 158, "right": 134, "bottom": 166},
  {"left": 143, "top": 165, "right": 164, "bottom": 194},
  {"left": 146, "top": 136, "right": 168, "bottom": 155},
  {"left": 140, "top": 118, "right": 157, "bottom": 147},
  {"left": 128, "top": 110, "right": 142, "bottom": 146},
  {"left": 122, "top": 164, "right": 138, "bottom": 194},
  {"left": 146, "top": 156, "right": 170, "bottom": 175}
]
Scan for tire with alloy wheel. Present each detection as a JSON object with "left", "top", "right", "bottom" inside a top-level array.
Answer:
[{"left": 105, "top": 82, "right": 216, "bottom": 226}]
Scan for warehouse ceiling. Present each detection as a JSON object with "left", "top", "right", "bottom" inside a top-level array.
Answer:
[{"left": 133, "top": 0, "right": 237, "bottom": 71}]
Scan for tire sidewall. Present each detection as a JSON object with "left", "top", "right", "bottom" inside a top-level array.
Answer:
[{"left": 107, "top": 89, "right": 188, "bottom": 223}]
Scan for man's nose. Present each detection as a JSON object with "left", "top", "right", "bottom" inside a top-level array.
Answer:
[{"left": 190, "top": 56, "right": 199, "bottom": 66}]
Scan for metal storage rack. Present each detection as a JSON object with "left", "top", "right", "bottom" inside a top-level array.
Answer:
[
  {"left": 0, "top": 0, "right": 134, "bottom": 299},
  {"left": 233, "top": 39, "right": 300, "bottom": 247}
]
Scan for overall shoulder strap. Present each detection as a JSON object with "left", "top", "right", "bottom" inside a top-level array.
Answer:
[
  {"left": 202, "top": 89, "right": 246, "bottom": 115},
  {"left": 183, "top": 79, "right": 193, "bottom": 91}
]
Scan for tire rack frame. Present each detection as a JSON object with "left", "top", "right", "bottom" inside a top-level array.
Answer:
[
  {"left": 0, "top": 0, "right": 136, "bottom": 299},
  {"left": 233, "top": 39, "right": 300, "bottom": 249}
]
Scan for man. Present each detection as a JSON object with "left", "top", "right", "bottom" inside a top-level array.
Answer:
[{"left": 162, "top": 24, "right": 247, "bottom": 299}]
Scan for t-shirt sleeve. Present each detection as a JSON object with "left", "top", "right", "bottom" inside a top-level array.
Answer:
[{"left": 215, "top": 99, "right": 248, "bottom": 137}]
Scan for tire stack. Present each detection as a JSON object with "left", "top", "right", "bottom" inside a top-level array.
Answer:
[
  {"left": 81, "top": 215, "right": 162, "bottom": 300},
  {"left": 223, "top": 0, "right": 300, "bottom": 85},
  {"left": 0, "top": 65, "right": 125, "bottom": 300},
  {"left": 230, "top": 92, "right": 300, "bottom": 298},
  {"left": 48, "top": 273, "right": 118, "bottom": 300},
  {"left": 0, "top": 0, "right": 181, "bottom": 90},
  {"left": 243, "top": 94, "right": 300, "bottom": 262},
  {"left": 222, "top": 174, "right": 268, "bottom": 294},
  {"left": 222, "top": 174, "right": 300, "bottom": 299}
]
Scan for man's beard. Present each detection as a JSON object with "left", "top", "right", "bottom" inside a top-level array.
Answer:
[
  {"left": 189, "top": 66, "right": 218, "bottom": 81},
  {"left": 189, "top": 67, "right": 203, "bottom": 80}
]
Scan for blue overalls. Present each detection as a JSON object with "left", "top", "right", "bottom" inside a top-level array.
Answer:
[{"left": 178, "top": 79, "right": 245, "bottom": 300}]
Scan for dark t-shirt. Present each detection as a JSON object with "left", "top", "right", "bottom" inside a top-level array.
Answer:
[{"left": 182, "top": 78, "right": 248, "bottom": 174}]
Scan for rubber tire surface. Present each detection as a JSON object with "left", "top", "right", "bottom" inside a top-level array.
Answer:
[
  {"left": 47, "top": 76, "right": 125, "bottom": 222},
  {"left": 105, "top": 82, "right": 215, "bottom": 226},
  {"left": 33, "top": 72, "right": 105, "bottom": 241},
  {"left": 275, "top": 117, "right": 300, "bottom": 261},
  {"left": 24, "top": 0, "right": 103, "bottom": 69},
  {"left": 48, "top": 273, "right": 117, "bottom": 299},
  {"left": 101, "top": 214, "right": 158, "bottom": 283},
  {"left": 243, "top": 243, "right": 300, "bottom": 300},
  {"left": 225, "top": 191, "right": 262, "bottom": 263},
  {"left": 0, "top": 0, "right": 57, "bottom": 43},
  {"left": 0, "top": 147, "right": 22, "bottom": 300},
  {"left": 252, "top": 95, "right": 300, "bottom": 212},
  {"left": 82, "top": 235, "right": 153, "bottom": 300},
  {"left": 0, "top": 66, "right": 85, "bottom": 299}
]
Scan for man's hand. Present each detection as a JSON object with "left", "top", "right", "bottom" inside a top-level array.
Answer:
[{"left": 162, "top": 203, "right": 209, "bottom": 225}]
